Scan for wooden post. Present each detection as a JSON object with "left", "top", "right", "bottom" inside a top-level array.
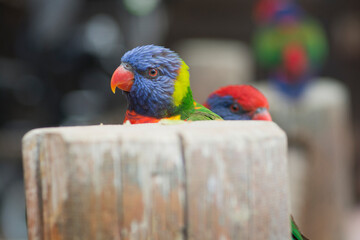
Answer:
[
  {"left": 257, "top": 78, "right": 353, "bottom": 240},
  {"left": 23, "top": 121, "right": 289, "bottom": 240}
]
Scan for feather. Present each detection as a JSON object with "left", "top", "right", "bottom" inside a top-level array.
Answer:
[{"left": 291, "top": 216, "right": 309, "bottom": 240}]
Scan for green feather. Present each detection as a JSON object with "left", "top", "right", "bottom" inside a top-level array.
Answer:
[
  {"left": 186, "top": 103, "right": 223, "bottom": 121},
  {"left": 291, "top": 216, "right": 308, "bottom": 240},
  {"left": 175, "top": 87, "right": 222, "bottom": 121},
  {"left": 254, "top": 18, "right": 327, "bottom": 70}
]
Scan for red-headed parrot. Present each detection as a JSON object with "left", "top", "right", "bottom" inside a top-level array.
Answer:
[
  {"left": 204, "top": 85, "right": 272, "bottom": 121},
  {"left": 110, "top": 45, "right": 222, "bottom": 124}
]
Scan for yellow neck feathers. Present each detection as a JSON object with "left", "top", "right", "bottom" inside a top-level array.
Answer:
[{"left": 172, "top": 60, "right": 190, "bottom": 106}]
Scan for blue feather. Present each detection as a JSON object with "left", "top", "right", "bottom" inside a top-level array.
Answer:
[
  {"left": 121, "top": 45, "right": 182, "bottom": 118},
  {"left": 206, "top": 95, "right": 252, "bottom": 120},
  {"left": 270, "top": 73, "right": 311, "bottom": 99}
]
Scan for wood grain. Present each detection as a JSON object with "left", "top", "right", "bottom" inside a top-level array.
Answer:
[
  {"left": 180, "top": 122, "right": 289, "bottom": 240},
  {"left": 22, "top": 122, "right": 289, "bottom": 240}
]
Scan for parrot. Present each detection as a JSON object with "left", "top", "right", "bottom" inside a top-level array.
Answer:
[
  {"left": 253, "top": 0, "right": 328, "bottom": 99},
  {"left": 110, "top": 45, "right": 222, "bottom": 124},
  {"left": 205, "top": 84, "right": 309, "bottom": 240},
  {"left": 204, "top": 85, "right": 272, "bottom": 121}
]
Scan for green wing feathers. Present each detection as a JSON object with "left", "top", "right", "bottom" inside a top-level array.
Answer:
[
  {"left": 184, "top": 102, "right": 223, "bottom": 121},
  {"left": 291, "top": 216, "right": 309, "bottom": 240}
]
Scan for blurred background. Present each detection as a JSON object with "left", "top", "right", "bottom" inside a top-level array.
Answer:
[{"left": 0, "top": 0, "right": 360, "bottom": 239}]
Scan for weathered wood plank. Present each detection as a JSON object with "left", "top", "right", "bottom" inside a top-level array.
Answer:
[
  {"left": 23, "top": 129, "right": 44, "bottom": 240},
  {"left": 23, "top": 125, "right": 185, "bottom": 240},
  {"left": 118, "top": 127, "right": 185, "bottom": 240},
  {"left": 180, "top": 122, "right": 289, "bottom": 240},
  {"left": 23, "top": 122, "right": 289, "bottom": 240}
]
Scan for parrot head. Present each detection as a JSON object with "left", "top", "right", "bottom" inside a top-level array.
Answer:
[
  {"left": 111, "top": 45, "right": 192, "bottom": 118},
  {"left": 204, "top": 85, "right": 271, "bottom": 121}
]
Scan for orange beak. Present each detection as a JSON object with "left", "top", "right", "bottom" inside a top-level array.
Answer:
[
  {"left": 111, "top": 65, "right": 134, "bottom": 93},
  {"left": 252, "top": 108, "right": 272, "bottom": 121}
]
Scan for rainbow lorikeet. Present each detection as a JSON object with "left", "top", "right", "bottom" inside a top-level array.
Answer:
[
  {"left": 253, "top": 0, "right": 328, "bottom": 99},
  {"left": 204, "top": 85, "right": 272, "bottom": 121},
  {"left": 205, "top": 84, "right": 308, "bottom": 240},
  {"left": 110, "top": 45, "right": 222, "bottom": 124}
]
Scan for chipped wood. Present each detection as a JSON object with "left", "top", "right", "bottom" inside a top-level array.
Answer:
[{"left": 23, "top": 122, "right": 289, "bottom": 240}]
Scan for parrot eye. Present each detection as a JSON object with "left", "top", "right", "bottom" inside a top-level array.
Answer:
[
  {"left": 148, "top": 68, "right": 158, "bottom": 77},
  {"left": 230, "top": 103, "right": 240, "bottom": 113}
]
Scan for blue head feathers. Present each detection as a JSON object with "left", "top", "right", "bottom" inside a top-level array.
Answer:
[
  {"left": 121, "top": 45, "right": 181, "bottom": 76},
  {"left": 120, "top": 45, "right": 183, "bottom": 118},
  {"left": 206, "top": 95, "right": 252, "bottom": 120}
]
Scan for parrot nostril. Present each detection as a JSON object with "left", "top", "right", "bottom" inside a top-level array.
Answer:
[
  {"left": 122, "top": 62, "right": 133, "bottom": 71},
  {"left": 252, "top": 107, "right": 272, "bottom": 121},
  {"left": 255, "top": 107, "right": 265, "bottom": 113}
]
